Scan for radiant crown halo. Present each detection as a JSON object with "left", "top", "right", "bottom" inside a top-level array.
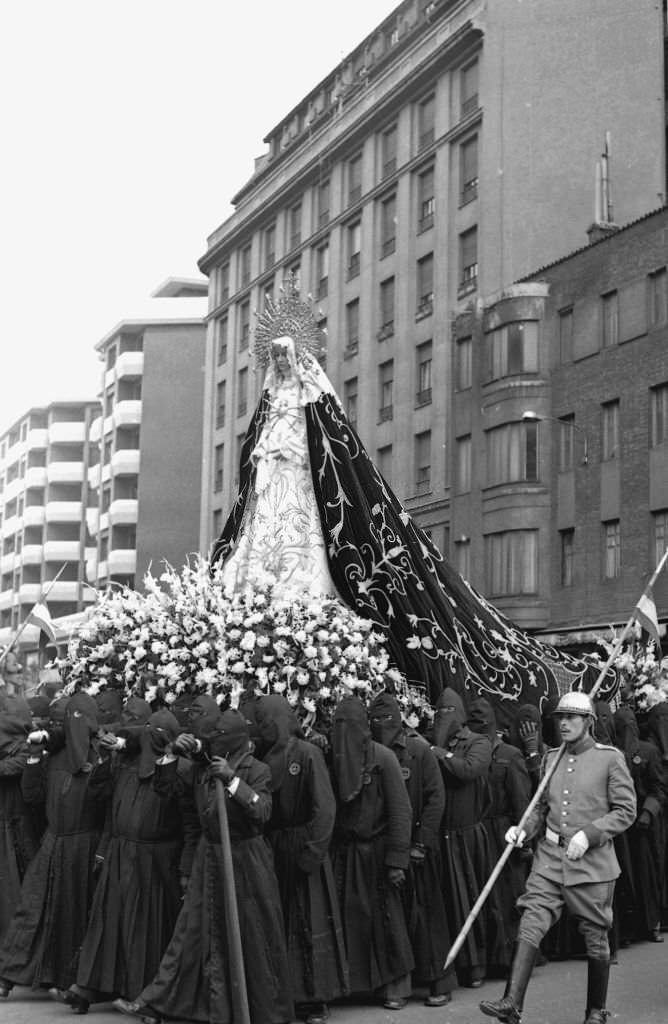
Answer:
[{"left": 253, "top": 273, "right": 326, "bottom": 372}]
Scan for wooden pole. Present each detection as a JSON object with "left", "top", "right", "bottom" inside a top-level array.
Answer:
[
  {"left": 215, "top": 778, "right": 251, "bottom": 1024},
  {"left": 0, "top": 563, "right": 68, "bottom": 669},
  {"left": 443, "top": 546, "right": 668, "bottom": 971}
]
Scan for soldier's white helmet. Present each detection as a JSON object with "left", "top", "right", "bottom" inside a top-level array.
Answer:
[{"left": 553, "top": 691, "right": 595, "bottom": 717}]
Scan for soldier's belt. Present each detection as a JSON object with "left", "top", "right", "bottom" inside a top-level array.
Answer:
[{"left": 545, "top": 826, "right": 566, "bottom": 847}]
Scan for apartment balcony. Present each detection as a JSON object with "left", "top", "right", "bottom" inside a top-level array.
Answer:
[
  {"left": 43, "top": 540, "right": 81, "bottom": 562},
  {"left": 48, "top": 421, "right": 87, "bottom": 445},
  {"left": 21, "top": 544, "right": 44, "bottom": 566},
  {"left": 0, "top": 625, "right": 12, "bottom": 645},
  {"left": 17, "top": 624, "right": 40, "bottom": 645},
  {"left": 116, "top": 352, "right": 144, "bottom": 378},
  {"left": 25, "top": 466, "right": 48, "bottom": 488},
  {"left": 26, "top": 428, "right": 49, "bottom": 450},
  {"left": 86, "top": 508, "right": 99, "bottom": 538},
  {"left": 112, "top": 400, "right": 142, "bottom": 428},
  {"left": 103, "top": 415, "right": 114, "bottom": 436},
  {"left": 101, "top": 462, "right": 112, "bottom": 484},
  {"left": 109, "top": 498, "right": 139, "bottom": 525},
  {"left": 111, "top": 449, "right": 140, "bottom": 476},
  {"left": 99, "top": 512, "right": 110, "bottom": 534},
  {"left": 105, "top": 366, "right": 116, "bottom": 389},
  {"left": 23, "top": 506, "right": 46, "bottom": 528},
  {"left": 0, "top": 553, "right": 15, "bottom": 575},
  {"left": 107, "top": 549, "right": 136, "bottom": 575},
  {"left": 3, "top": 476, "right": 25, "bottom": 502},
  {"left": 90, "top": 417, "right": 103, "bottom": 443},
  {"left": 2, "top": 514, "right": 23, "bottom": 537},
  {"left": 88, "top": 463, "right": 101, "bottom": 489},
  {"left": 97, "top": 559, "right": 108, "bottom": 579},
  {"left": 45, "top": 501, "right": 83, "bottom": 523},
  {"left": 0, "top": 590, "right": 13, "bottom": 612},
  {"left": 19, "top": 583, "right": 42, "bottom": 604},
  {"left": 44, "top": 581, "right": 81, "bottom": 603},
  {"left": 4, "top": 439, "right": 25, "bottom": 467},
  {"left": 46, "top": 461, "right": 84, "bottom": 484}
]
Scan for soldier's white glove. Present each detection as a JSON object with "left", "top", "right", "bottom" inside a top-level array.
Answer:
[
  {"left": 27, "top": 729, "right": 49, "bottom": 745},
  {"left": 505, "top": 825, "right": 527, "bottom": 847},
  {"left": 566, "top": 830, "right": 589, "bottom": 860}
]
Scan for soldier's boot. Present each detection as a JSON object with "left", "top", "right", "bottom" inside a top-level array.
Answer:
[
  {"left": 583, "top": 957, "right": 610, "bottom": 1024},
  {"left": 479, "top": 940, "right": 538, "bottom": 1023}
]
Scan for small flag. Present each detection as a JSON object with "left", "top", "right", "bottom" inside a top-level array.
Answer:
[
  {"left": 634, "top": 586, "right": 661, "bottom": 644},
  {"left": 28, "top": 603, "right": 58, "bottom": 644}
]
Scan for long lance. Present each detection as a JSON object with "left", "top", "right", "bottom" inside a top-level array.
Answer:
[
  {"left": 0, "top": 563, "right": 68, "bottom": 670},
  {"left": 215, "top": 776, "right": 251, "bottom": 1024},
  {"left": 444, "top": 544, "right": 668, "bottom": 972}
]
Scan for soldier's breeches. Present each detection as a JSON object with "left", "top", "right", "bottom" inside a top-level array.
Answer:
[{"left": 517, "top": 874, "right": 615, "bottom": 958}]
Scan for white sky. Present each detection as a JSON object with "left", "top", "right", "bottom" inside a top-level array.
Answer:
[{"left": 0, "top": 0, "right": 397, "bottom": 432}]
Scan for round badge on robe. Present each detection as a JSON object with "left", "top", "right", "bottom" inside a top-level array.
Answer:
[
  {"left": 362, "top": 771, "right": 372, "bottom": 786},
  {"left": 401, "top": 766, "right": 411, "bottom": 780},
  {"left": 632, "top": 755, "right": 642, "bottom": 765},
  {"left": 288, "top": 762, "right": 301, "bottom": 776}
]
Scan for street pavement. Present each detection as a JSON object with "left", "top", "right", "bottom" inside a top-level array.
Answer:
[{"left": 1, "top": 938, "right": 666, "bottom": 1024}]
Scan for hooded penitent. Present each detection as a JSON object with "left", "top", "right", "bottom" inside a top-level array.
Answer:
[
  {"left": 646, "top": 702, "right": 668, "bottom": 762},
  {"left": 432, "top": 687, "right": 466, "bottom": 748},
  {"left": 468, "top": 696, "right": 497, "bottom": 745},
  {"left": 614, "top": 705, "right": 641, "bottom": 762},
  {"left": 331, "top": 696, "right": 371, "bottom": 802},
  {"left": 0, "top": 694, "right": 31, "bottom": 755},
  {"left": 95, "top": 689, "right": 123, "bottom": 732},
  {"left": 117, "top": 696, "right": 153, "bottom": 752},
  {"left": 368, "top": 690, "right": 403, "bottom": 748},
  {"left": 254, "top": 693, "right": 300, "bottom": 790},
  {"left": 139, "top": 709, "right": 180, "bottom": 780},
  {"left": 188, "top": 695, "right": 223, "bottom": 741},
  {"left": 594, "top": 700, "right": 616, "bottom": 745},
  {"left": 210, "top": 708, "right": 251, "bottom": 761},
  {"left": 64, "top": 691, "right": 99, "bottom": 774}
]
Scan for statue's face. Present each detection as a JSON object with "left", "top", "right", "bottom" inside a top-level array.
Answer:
[{"left": 271, "top": 335, "right": 294, "bottom": 377}]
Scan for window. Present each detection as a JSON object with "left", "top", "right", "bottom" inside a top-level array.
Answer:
[
  {"left": 214, "top": 444, "right": 224, "bottom": 493},
  {"left": 486, "top": 421, "right": 538, "bottom": 485},
  {"left": 418, "top": 166, "right": 435, "bottom": 231},
  {"left": 379, "top": 277, "right": 395, "bottom": 339},
  {"left": 460, "top": 135, "right": 478, "bottom": 204},
  {"left": 237, "top": 367, "right": 248, "bottom": 418},
  {"left": 455, "top": 538, "right": 470, "bottom": 580},
  {"left": 260, "top": 280, "right": 274, "bottom": 310},
  {"left": 649, "top": 267, "right": 668, "bottom": 327},
  {"left": 381, "top": 124, "right": 398, "bottom": 178},
  {"left": 461, "top": 59, "right": 479, "bottom": 117},
  {"left": 317, "top": 179, "right": 330, "bottom": 227},
  {"left": 415, "top": 431, "right": 431, "bottom": 493},
  {"left": 601, "top": 291, "right": 618, "bottom": 348},
  {"left": 263, "top": 225, "right": 276, "bottom": 271},
  {"left": 601, "top": 400, "right": 619, "bottom": 461},
  {"left": 378, "top": 361, "right": 394, "bottom": 421},
  {"left": 486, "top": 322, "right": 539, "bottom": 380},
  {"left": 316, "top": 242, "right": 329, "bottom": 299},
  {"left": 456, "top": 434, "right": 471, "bottom": 494},
  {"left": 650, "top": 383, "right": 668, "bottom": 446},
  {"left": 289, "top": 201, "right": 302, "bottom": 249},
  {"left": 653, "top": 510, "right": 668, "bottom": 569},
  {"left": 416, "top": 341, "right": 432, "bottom": 405},
  {"left": 347, "top": 221, "right": 361, "bottom": 280},
  {"left": 459, "top": 226, "right": 478, "bottom": 292},
  {"left": 417, "top": 94, "right": 435, "bottom": 150},
  {"left": 558, "top": 416, "right": 575, "bottom": 472},
  {"left": 345, "top": 299, "right": 359, "bottom": 354},
  {"left": 238, "top": 300, "right": 250, "bottom": 350},
  {"left": 380, "top": 194, "right": 396, "bottom": 256},
  {"left": 348, "top": 154, "right": 362, "bottom": 204},
  {"left": 344, "top": 378, "right": 358, "bottom": 427},
  {"left": 217, "top": 316, "right": 228, "bottom": 365},
  {"left": 377, "top": 444, "right": 392, "bottom": 484},
  {"left": 213, "top": 508, "right": 223, "bottom": 539},
  {"left": 559, "top": 307, "right": 573, "bottom": 364},
  {"left": 219, "top": 262, "right": 230, "bottom": 303},
  {"left": 240, "top": 245, "right": 252, "bottom": 288},
  {"left": 216, "top": 382, "right": 226, "bottom": 429},
  {"left": 288, "top": 259, "right": 301, "bottom": 290},
  {"left": 603, "top": 520, "right": 621, "bottom": 579},
  {"left": 560, "top": 529, "right": 574, "bottom": 587},
  {"left": 234, "top": 433, "right": 245, "bottom": 489},
  {"left": 485, "top": 530, "right": 538, "bottom": 596},
  {"left": 455, "top": 337, "right": 472, "bottom": 390},
  {"left": 416, "top": 253, "right": 434, "bottom": 317}
]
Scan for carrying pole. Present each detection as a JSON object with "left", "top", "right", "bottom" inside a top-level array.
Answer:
[
  {"left": 444, "top": 546, "right": 668, "bottom": 971},
  {"left": 215, "top": 778, "right": 251, "bottom": 1024}
]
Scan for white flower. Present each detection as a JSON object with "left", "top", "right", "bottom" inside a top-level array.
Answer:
[
  {"left": 273, "top": 681, "right": 287, "bottom": 694},
  {"left": 256, "top": 634, "right": 270, "bottom": 648},
  {"left": 304, "top": 645, "right": 318, "bottom": 660},
  {"left": 240, "top": 631, "right": 256, "bottom": 652}
]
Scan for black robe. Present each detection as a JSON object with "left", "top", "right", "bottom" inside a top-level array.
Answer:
[
  {"left": 0, "top": 739, "right": 40, "bottom": 946},
  {"left": 137, "top": 754, "right": 293, "bottom": 1024},
  {"left": 330, "top": 740, "right": 414, "bottom": 994},
  {"left": 75, "top": 748, "right": 184, "bottom": 1000}
]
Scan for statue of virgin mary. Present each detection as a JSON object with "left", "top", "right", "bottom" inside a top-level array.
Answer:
[{"left": 212, "top": 280, "right": 614, "bottom": 727}]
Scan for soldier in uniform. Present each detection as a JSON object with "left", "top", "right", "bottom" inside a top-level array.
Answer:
[{"left": 479, "top": 691, "right": 636, "bottom": 1024}]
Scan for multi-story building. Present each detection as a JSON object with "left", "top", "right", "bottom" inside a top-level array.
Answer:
[
  {"left": 88, "top": 279, "right": 208, "bottom": 591},
  {"left": 452, "top": 206, "right": 668, "bottom": 640},
  {"left": 198, "top": 0, "right": 667, "bottom": 563},
  {"left": 0, "top": 401, "right": 100, "bottom": 658}
]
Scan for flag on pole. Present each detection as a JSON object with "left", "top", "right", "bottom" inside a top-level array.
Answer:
[
  {"left": 634, "top": 585, "right": 661, "bottom": 644},
  {"left": 28, "top": 603, "right": 59, "bottom": 644}
]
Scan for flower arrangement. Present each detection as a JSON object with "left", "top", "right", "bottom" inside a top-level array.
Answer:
[
  {"left": 595, "top": 632, "right": 668, "bottom": 713},
  {"left": 56, "top": 558, "right": 429, "bottom": 729}
]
